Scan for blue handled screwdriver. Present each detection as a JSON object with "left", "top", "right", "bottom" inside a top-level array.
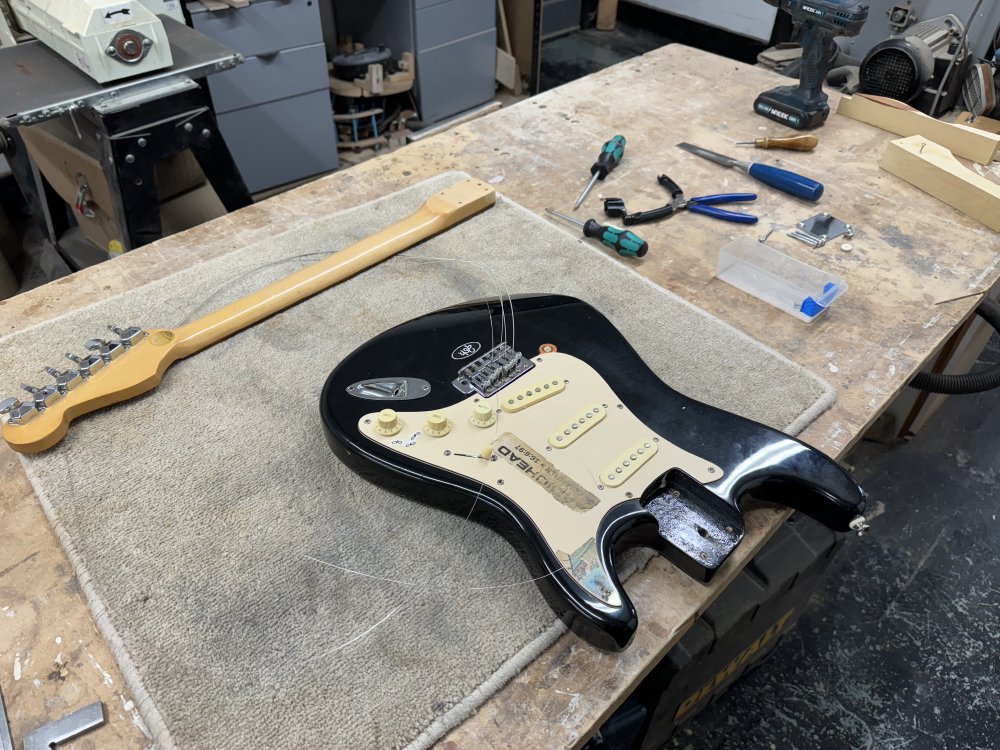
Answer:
[{"left": 677, "top": 142, "right": 824, "bottom": 202}]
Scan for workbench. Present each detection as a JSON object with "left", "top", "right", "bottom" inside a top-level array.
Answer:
[{"left": 2, "top": 44, "right": 999, "bottom": 747}]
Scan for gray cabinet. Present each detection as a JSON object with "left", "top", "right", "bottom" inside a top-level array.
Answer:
[
  {"left": 188, "top": 0, "right": 338, "bottom": 193},
  {"left": 335, "top": 0, "right": 496, "bottom": 125}
]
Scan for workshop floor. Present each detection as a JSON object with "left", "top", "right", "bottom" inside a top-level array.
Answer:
[
  {"left": 669, "top": 333, "right": 1000, "bottom": 750},
  {"left": 541, "top": 3, "right": 769, "bottom": 91}
]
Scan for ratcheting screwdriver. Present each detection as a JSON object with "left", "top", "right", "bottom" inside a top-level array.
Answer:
[
  {"left": 545, "top": 208, "right": 648, "bottom": 257},
  {"left": 677, "top": 142, "right": 824, "bottom": 202},
  {"left": 574, "top": 135, "right": 626, "bottom": 209},
  {"left": 736, "top": 135, "right": 819, "bottom": 152}
]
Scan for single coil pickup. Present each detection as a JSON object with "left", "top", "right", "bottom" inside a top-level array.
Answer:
[
  {"left": 601, "top": 439, "right": 658, "bottom": 488},
  {"left": 548, "top": 404, "right": 606, "bottom": 448},
  {"left": 500, "top": 378, "right": 565, "bottom": 413}
]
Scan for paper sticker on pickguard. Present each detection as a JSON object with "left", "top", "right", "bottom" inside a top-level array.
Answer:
[{"left": 494, "top": 432, "right": 599, "bottom": 512}]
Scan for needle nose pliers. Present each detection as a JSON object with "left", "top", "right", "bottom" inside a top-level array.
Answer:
[{"left": 604, "top": 174, "right": 759, "bottom": 226}]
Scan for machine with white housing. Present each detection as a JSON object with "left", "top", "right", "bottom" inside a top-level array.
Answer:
[{"left": 8, "top": 0, "right": 173, "bottom": 83}]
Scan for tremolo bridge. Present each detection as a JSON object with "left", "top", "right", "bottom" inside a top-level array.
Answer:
[{"left": 452, "top": 342, "right": 534, "bottom": 397}]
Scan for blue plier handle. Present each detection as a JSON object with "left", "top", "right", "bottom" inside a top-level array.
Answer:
[{"left": 686, "top": 193, "right": 759, "bottom": 224}]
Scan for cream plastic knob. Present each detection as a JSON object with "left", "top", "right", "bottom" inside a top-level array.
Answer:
[
  {"left": 375, "top": 408, "right": 401, "bottom": 436},
  {"left": 470, "top": 402, "right": 496, "bottom": 428},
  {"left": 424, "top": 411, "right": 451, "bottom": 437}
]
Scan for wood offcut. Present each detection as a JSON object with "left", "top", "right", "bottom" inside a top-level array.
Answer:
[
  {"left": 838, "top": 94, "right": 1000, "bottom": 164},
  {"left": 880, "top": 135, "right": 1000, "bottom": 232}
]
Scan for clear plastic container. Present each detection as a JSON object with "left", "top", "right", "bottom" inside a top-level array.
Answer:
[{"left": 716, "top": 237, "right": 847, "bottom": 323}]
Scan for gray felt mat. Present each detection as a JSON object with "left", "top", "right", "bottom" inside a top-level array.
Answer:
[{"left": 1, "top": 173, "right": 835, "bottom": 749}]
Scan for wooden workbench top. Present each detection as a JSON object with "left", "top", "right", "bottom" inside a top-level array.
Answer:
[{"left": 2, "top": 44, "right": 999, "bottom": 748}]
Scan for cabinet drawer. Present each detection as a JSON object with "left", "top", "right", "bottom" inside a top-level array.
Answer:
[
  {"left": 416, "top": 29, "right": 495, "bottom": 123},
  {"left": 190, "top": 0, "right": 322, "bottom": 59},
  {"left": 416, "top": 0, "right": 493, "bottom": 51},
  {"left": 210, "top": 43, "right": 328, "bottom": 114},
  {"left": 216, "top": 90, "right": 337, "bottom": 193}
]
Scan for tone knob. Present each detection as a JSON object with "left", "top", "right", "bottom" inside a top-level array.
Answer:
[
  {"left": 374, "top": 408, "right": 401, "bottom": 436},
  {"left": 424, "top": 411, "right": 451, "bottom": 437},
  {"left": 470, "top": 402, "right": 496, "bottom": 428}
]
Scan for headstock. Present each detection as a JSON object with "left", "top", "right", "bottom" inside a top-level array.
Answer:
[
  {"left": 1, "top": 325, "right": 181, "bottom": 454},
  {"left": 423, "top": 179, "right": 496, "bottom": 223}
]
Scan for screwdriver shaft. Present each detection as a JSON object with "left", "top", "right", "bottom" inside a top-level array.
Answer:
[
  {"left": 546, "top": 208, "right": 584, "bottom": 227},
  {"left": 574, "top": 172, "right": 600, "bottom": 210}
]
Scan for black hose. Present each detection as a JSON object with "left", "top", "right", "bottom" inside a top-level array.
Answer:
[{"left": 909, "top": 298, "right": 1000, "bottom": 394}]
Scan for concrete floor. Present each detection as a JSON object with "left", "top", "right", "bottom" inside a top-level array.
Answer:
[
  {"left": 541, "top": 23, "right": 672, "bottom": 92},
  {"left": 670, "top": 333, "right": 1000, "bottom": 750}
]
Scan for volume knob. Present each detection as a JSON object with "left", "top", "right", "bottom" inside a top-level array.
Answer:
[
  {"left": 470, "top": 402, "right": 496, "bottom": 428},
  {"left": 375, "top": 408, "right": 401, "bottom": 436},
  {"left": 424, "top": 412, "right": 451, "bottom": 437}
]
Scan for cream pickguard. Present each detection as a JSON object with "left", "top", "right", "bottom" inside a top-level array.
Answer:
[{"left": 358, "top": 352, "right": 723, "bottom": 604}]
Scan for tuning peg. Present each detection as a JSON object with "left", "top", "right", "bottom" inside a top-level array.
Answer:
[
  {"left": 0, "top": 396, "right": 37, "bottom": 425},
  {"left": 21, "top": 383, "right": 59, "bottom": 410},
  {"left": 66, "top": 351, "right": 104, "bottom": 378},
  {"left": 85, "top": 338, "right": 124, "bottom": 363},
  {"left": 45, "top": 366, "right": 83, "bottom": 394},
  {"left": 108, "top": 325, "right": 146, "bottom": 348}
]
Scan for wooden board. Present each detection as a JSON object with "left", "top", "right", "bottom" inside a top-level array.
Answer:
[
  {"left": 837, "top": 94, "right": 1000, "bottom": 165},
  {"left": 956, "top": 112, "right": 1000, "bottom": 135},
  {"left": 881, "top": 135, "right": 1000, "bottom": 232},
  {"left": 503, "top": 0, "right": 540, "bottom": 93},
  {"left": 3, "top": 45, "right": 1000, "bottom": 749},
  {"left": 596, "top": 0, "right": 619, "bottom": 30}
]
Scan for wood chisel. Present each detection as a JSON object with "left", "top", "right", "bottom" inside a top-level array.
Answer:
[
  {"left": 677, "top": 142, "right": 824, "bottom": 202},
  {"left": 736, "top": 135, "right": 819, "bottom": 151}
]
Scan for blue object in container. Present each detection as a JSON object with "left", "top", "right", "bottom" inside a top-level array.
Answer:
[{"left": 800, "top": 282, "right": 839, "bottom": 318}]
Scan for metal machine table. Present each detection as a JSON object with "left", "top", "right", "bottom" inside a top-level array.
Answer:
[{"left": 0, "top": 16, "right": 251, "bottom": 263}]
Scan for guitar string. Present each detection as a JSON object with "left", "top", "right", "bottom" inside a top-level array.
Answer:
[
  {"left": 300, "top": 254, "right": 540, "bottom": 657},
  {"left": 171, "top": 248, "right": 572, "bottom": 654}
]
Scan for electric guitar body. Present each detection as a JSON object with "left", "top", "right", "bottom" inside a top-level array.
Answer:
[{"left": 321, "top": 295, "right": 867, "bottom": 650}]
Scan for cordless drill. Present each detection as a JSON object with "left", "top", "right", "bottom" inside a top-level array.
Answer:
[{"left": 755, "top": 0, "right": 869, "bottom": 130}]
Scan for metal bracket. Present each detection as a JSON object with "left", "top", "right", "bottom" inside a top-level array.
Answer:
[
  {"left": 888, "top": 2, "right": 918, "bottom": 33},
  {"left": 0, "top": 685, "right": 13, "bottom": 750},
  {"left": 788, "top": 212, "right": 854, "bottom": 248},
  {"left": 23, "top": 702, "right": 106, "bottom": 750}
]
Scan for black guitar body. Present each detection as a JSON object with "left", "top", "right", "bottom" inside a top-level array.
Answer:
[{"left": 321, "top": 295, "right": 867, "bottom": 650}]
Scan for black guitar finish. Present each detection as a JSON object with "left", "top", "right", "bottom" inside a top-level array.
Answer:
[{"left": 321, "top": 295, "right": 867, "bottom": 650}]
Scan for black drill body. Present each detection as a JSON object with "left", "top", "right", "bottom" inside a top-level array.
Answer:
[{"left": 755, "top": 0, "right": 869, "bottom": 129}]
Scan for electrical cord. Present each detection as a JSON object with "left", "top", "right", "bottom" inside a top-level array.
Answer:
[
  {"left": 930, "top": 0, "right": 986, "bottom": 115},
  {"left": 909, "top": 298, "right": 1000, "bottom": 394}
]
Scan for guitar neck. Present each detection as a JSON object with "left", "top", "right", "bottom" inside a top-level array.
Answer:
[
  {"left": 170, "top": 180, "right": 496, "bottom": 359},
  {"left": 0, "top": 178, "right": 495, "bottom": 455}
]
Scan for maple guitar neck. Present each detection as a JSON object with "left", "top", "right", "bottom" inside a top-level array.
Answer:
[
  {"left": 173, "top": 182, "right": 493, "bottom": 356},
  {"left": 1, "top": 178, "right": 497, "bottom": 454}
]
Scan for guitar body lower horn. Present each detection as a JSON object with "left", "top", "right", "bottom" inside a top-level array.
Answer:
[{"left": 321, "top": 295, "right": 867, "bottom": 650}]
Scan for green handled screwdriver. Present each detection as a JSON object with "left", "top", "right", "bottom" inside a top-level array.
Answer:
[
  {"left": 546, "top": 208, "right": 648, "bottom": 257},
  {"left": 574, "top": 135, "right": 626, "bottom": 209}
]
